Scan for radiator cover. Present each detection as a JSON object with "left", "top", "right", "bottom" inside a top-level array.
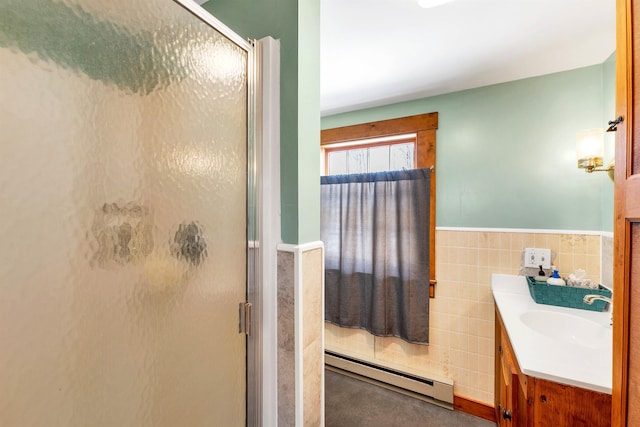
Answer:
[{"left": 325, "top": 350, "right": 454, "bottom": 410}]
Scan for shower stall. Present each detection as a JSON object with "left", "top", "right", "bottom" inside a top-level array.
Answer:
[{"left": 0, "top": 0, "right": 260, "bottom": 424}]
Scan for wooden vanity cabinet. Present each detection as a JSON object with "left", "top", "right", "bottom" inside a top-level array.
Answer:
[
  {"left": 495, "top": 334, "right": 515, "bottom": 426},
  {"left": 495, "top": 309, "right": 612, "bottom": 427},
  {"left": 495, "top": 310, "right": 527, "bottom": 426}
]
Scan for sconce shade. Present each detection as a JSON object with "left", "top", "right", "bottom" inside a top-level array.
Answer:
[
  {"left": 419, "top": 0, "right": 455, "bottom": 8},
  {"left": 576, "top": 128, "right": 604, "bottom": 170}
]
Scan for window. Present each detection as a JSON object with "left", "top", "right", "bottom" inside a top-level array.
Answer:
[
  {"left": 321, "top": 112, "right": 438, "bottom": 297},
  {"left": 323, "top": 134, "right": 416, "bottom": 175}
]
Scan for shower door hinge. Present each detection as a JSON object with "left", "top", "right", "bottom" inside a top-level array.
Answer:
[{"left": 238, "top": 302, "right": 252, "bottom": 336}]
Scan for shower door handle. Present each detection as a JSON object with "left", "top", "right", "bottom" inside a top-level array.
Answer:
[{"left": 239, "top": 302, "right": 252, "bottom": 335}]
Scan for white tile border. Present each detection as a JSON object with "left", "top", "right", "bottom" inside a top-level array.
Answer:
[
  {"left": 436, "top": 226, "right": 607, "bottom": 236},
  {"left": 278, "top": 241, "right": 325, "bottom": 253}
]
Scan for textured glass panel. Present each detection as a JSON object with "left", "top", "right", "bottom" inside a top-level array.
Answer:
[
  {"left": 390, "top": 143, "right": 415, "bottom": 170},
  {"left": 0, "top": 1, "right": 247, "bottom": 425},
  {"left": 328, "top": 150, "right": 347, "bottom": 175},
  {"left": 369, "top": 146, "right": 390, "bottom": 173},
  {"left": 348, "top": 148, "right": 368, "bottom": 174}
]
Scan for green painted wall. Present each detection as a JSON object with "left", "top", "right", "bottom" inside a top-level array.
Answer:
[
  {"left": 602, "top": 53, "right": 616, "bottom": 232},
  {"left": 322, "top": 63, "right": 615, "bottom": 232},
  {"left": 203, "top": 0, "right": 320, "bottom": 244},
  {"left": 296, "top": 0, "right": 321, "bottom": 243}
]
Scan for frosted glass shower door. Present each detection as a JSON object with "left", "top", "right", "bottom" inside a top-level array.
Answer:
[{"left": 0, "top": 1, "right": 251, "bottom": 425}]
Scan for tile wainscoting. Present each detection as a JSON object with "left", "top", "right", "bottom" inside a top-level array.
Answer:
[
  {"left": 325, "top": 228, "right": 611, "bottom": 406},
  {"left": 278, "top": 242, "right": 324, "bottom": 426}
]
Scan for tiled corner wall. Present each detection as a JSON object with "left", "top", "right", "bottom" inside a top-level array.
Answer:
[
  {"left": 277, "top": 243, "right": 324, "bottom": 427},
  {"left": 277, "top": 250, "right": 296, "bottom": 425},
  {"left": 325, "top": 229, "right": 606, "bottom": 406}
]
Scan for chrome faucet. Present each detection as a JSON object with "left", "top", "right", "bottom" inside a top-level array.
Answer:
[
  {"left": 583, "top": 295, "right": 613, "bottom": 325},
  {"left": 583, "top": 294, "right": 612, "bottom": 305}
]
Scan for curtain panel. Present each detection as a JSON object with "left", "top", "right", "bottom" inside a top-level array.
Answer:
[{"left": 320, "top": 169, "right": 431, "bottom": 345}]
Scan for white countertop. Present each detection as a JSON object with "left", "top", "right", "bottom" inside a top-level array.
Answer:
[{"left": 492, "top": 274, "right": 612, "bottom": 394}]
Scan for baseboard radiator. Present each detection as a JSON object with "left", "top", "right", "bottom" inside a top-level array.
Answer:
[{"left": 325, "top": 350, "right": 454, "bottom": 410}]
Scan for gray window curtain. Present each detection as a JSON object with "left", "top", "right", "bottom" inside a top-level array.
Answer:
[{"left": 320, "top": 168, "right": 431, "bottom": 345}]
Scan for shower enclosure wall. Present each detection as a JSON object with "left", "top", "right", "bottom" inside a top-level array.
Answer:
[{"left": 0, "top": 1, "right": 260, "bottom": 425}]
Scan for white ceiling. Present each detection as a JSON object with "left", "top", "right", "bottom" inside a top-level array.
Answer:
[{"left": 321, "top": 0, "right": 616, "bottom": 116}]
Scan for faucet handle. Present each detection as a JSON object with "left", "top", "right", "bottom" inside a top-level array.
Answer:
[{"left": 583, "top": 294, "right": 613, "bottom": 326}]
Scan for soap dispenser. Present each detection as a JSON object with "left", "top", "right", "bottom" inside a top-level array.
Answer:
[
  {"left": 547, "top": 270, "right": 565, "bottom": 286},
  {"left": 534, "top": 265, "right": 547, "bottom": 282}
]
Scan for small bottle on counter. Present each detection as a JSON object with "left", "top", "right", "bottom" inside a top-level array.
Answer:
[
  {"left": 534, "top": 265, "right": 548, "bottom": 282},
  {"left": 547, "top": 270, "right": 566, "bottom": 286}
]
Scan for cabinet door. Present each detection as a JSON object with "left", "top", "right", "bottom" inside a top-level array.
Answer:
[
  {"left": 533, "top": 379, "right": 612, "bottom": 427},
  {"left": 496, "top": 311, "right": 519, "bottom": 425},
  {"left": 497, "top": 340, "right": 518, "bottom": 425},
  {"left": 497, "top": 350, "right": 511, "bottom": 427}
]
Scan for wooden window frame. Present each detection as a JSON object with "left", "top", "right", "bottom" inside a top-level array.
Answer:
[{"left": 321, "top": 112, "right": 438, "bottom": 297}]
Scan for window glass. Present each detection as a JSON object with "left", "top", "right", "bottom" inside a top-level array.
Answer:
[
  {"left": 390, "top": 143, "right": 414, "bottom": 171},
  {"left": 369, "top": 145, "right": 390, "bottom": 172},
  {"left": 328, "top": 150, "right": 347, "bottom": 175},
  {"left": 348, "top": 148, "right": 368, "bottom": 174},
  {"left": 326, "top": 141, "right": 415, "bottom": 175}
]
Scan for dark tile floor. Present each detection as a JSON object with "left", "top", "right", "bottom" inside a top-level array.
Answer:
[{"left": 325, "top": 369, "right": 497, "bottom": 427}]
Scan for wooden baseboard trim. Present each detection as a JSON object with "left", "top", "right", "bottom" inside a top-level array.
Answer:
[{"left": 454, "top": 395, "right": 496, "bottom": 423}]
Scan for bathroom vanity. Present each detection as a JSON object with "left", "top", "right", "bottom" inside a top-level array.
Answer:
[{"left": 492, "top": 274, "right": 612, "bottom": 427}]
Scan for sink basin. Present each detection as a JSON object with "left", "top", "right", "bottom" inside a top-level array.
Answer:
[{"left": 519, "top": 310, "right": 611, "bottom": 350}]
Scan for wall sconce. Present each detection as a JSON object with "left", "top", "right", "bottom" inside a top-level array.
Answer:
[
  {"left": 418, "top": 0, "right": 455, "bottom": 8},
  {"left": 576, "top": 128, "right": 614, "bottom": 180}
]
